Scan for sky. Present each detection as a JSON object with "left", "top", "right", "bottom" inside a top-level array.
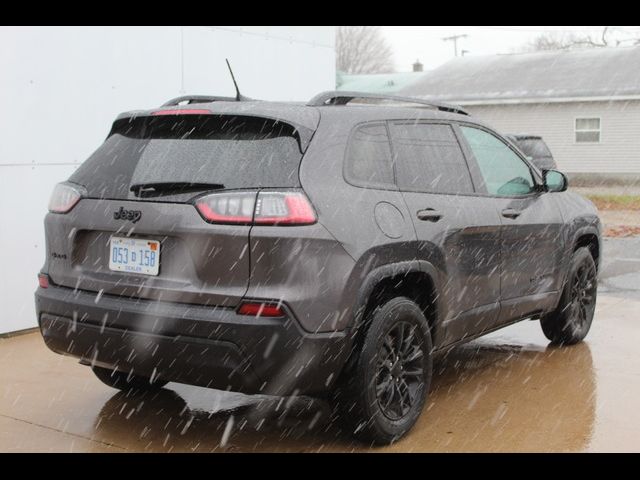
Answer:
[{"left": 382, "top": 26, "right": 640, "bottom": 72}]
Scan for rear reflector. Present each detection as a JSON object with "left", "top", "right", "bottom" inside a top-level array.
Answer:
[
  {"left": 38, "top": 273, "right": 49, "bottom": 289},
  {"left": 195, "top": 190, "right": 317, "bottom": 226},
  {"left": 237, "top": 302, "right": 285, "bottom": 318},
  {"left": 151, "top": 109, "right": 210, "bottom": 116}
]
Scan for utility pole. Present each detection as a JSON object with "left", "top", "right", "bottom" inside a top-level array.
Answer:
[{"left": 442, "top": 34, "right": 468, "bottom": 57}]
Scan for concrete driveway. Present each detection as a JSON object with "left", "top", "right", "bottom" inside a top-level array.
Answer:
[{"left": 1, "top": 238, "right": 639, "bottom": 452}]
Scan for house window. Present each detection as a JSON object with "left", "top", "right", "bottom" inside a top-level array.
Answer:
[{"left": 575, "top": 118, "right": 601, "bottom": 143}]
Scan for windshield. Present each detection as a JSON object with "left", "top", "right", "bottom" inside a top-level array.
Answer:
[{"left": 70, "top": 115, "right": 305, "bottom": 201}]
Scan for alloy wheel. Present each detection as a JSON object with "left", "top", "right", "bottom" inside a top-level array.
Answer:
[
  {"left": 375, "top": 321, "right": 425, "bottom": 421},
  {"left": 568, "top": 261, "right": 597, "bottom": 333}
]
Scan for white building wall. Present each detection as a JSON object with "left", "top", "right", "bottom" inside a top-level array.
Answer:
[
  {"left": 466, "top": 100, "right": 640, "bottom": 174},
  {"left": 0, "top": 26, "right": 335, "bottom": 334}
]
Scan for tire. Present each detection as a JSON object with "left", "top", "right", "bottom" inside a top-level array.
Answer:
[
  {"left": 540, "top": 247, "right": 597, "bottom": 345},
  {"left": 92, "top": 366, "right": 168, "bottom": 393},
  {"left": 332, "top": 297, "right": 433, "bottom": 445}
]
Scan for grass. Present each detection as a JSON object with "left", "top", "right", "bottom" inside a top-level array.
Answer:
[{"left": 585, "top": 194, "right": 640, "bottom": 211}]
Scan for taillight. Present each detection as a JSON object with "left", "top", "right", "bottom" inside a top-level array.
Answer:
[
  {"left": 195, "top": 190, "right": 317, "bottom": 226},
  {"left": 38, "top": 273, "right": 49, "bottom": 289},
  {"left": 48, "top": 182, "right": 85, "bottom": 214},
  {"left": 237, "top": 302, "right": 285, "bottom": 318},
  {"left": 195, "top": 191, "right": 257, "bottom": 224},
  {"left": 253, "top": 192, "right": 317, "bottom": 225}
]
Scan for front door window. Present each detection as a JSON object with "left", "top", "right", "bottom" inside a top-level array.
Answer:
[{"left": 460, "top": 126, "right": 535, "bottom": 197}]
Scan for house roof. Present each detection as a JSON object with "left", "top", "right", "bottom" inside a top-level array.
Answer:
[
  {"left": 401, "top": 46, "right": 640, "bottom": 105},
  {"left": 336, "top": 71, "right": 426, "bottom": 94}
]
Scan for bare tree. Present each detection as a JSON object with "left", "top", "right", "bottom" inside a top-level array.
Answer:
[
  {"left": 336, "top": 26, "right": 395, "bottom": 74},
  {"left": 520, "top": 27, "right": 640, "bottom": 52}
]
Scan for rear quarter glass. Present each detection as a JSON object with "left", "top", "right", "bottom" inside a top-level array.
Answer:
[{"left": 69, "top": 115, "right": 306, "bottom": 201}]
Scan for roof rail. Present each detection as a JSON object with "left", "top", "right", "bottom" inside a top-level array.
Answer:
[
  {"left": 307, "top": 91, "right": 469, "bottom": 116},
  {"left": 161, "top": 95, "right": 239, "bottom": 107}
]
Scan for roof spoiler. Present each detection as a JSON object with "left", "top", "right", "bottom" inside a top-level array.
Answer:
[
  {"left": 161, "top": 60, "right": 253, "bottom": 106},
  {"left": 307, "top": 91, "right": 469, "bottom": 116},
  {"left": 161, "top": 95, "right": 249, "bottom": 107}
]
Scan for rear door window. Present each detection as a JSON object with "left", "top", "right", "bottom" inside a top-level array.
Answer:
[
  {"left": 70, "top": 115, "right": 305, "bottom": 201},
  {"left": 389, "top": 122, "right": 474, "bottom": 194},
  {"left": 344, "top": 123, "right": 395, "bottom": 189}
]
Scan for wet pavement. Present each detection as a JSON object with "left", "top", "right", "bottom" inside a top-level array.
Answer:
[
  {"left": 600, "top": 236, "right": 640, "bottom": 300},
  {"left": 1, "top": 238, "right": 639, "bottom": 452}
]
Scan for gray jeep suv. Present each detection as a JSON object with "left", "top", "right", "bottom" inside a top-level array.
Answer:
[{"left": 35, "top": 91, "right": 601, "bottom": 444}]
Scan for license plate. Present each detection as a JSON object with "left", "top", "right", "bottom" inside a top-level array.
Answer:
[{"left": 109, "top": 236, "right": 160, "bottom": 276}]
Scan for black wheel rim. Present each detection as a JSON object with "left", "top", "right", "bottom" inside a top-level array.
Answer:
[
  {"left": 567, "top": 261, "right": 597, "bottom": 332},
  {"left": 375, "top": 321, "right": 424, "bottom": 421}
]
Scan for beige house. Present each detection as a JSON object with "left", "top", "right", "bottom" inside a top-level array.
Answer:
[{"left": 401, "top": 46, "right": 640, "bottom": 183}]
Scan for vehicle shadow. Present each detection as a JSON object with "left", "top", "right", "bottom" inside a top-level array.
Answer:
[{"left": 92, "top": 337, "right": 596, "bottom": 452}]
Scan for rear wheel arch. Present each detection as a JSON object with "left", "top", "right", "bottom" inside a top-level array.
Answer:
[{"left": 349, "top": 261, "right": 441, "bottom": 352}]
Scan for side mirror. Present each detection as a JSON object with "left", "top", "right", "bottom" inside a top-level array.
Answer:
[{"left": 543, "top": 169, "right": 568, "bottom": 192}]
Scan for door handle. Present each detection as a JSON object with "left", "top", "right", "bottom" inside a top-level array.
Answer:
[
  {"left": 417, "top": 209, "right": 443, "bottom": 222},
  {"left": 501, "top": 208, "right": 521, "bottom": 219}
]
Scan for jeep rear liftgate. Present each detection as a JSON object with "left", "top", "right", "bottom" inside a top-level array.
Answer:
[{"left": 44, "top": 113, "right": 309, "bottom": 306}]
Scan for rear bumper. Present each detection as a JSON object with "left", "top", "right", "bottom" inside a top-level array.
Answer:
[{"left": 35, "top": 285, "right": 349, "bottom": 396}]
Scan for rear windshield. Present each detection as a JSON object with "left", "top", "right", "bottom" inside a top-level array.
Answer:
[
  {"left": 70, "top": 115, "right": 304, "bottom": 201},
  {"left": 516, "top": 138, "right": 552, "bottom": 159}
]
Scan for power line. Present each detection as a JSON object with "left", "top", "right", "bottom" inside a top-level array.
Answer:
[
  {"left": 204, "top": 26, "right": 334, "bottom": 49},
  {"left": 473, "top": 25, "right": 640, "bottom": 34}
]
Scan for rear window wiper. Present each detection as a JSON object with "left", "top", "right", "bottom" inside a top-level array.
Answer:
[{"left": 130, "top": 182, "right": 225, "bottom": 197}]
